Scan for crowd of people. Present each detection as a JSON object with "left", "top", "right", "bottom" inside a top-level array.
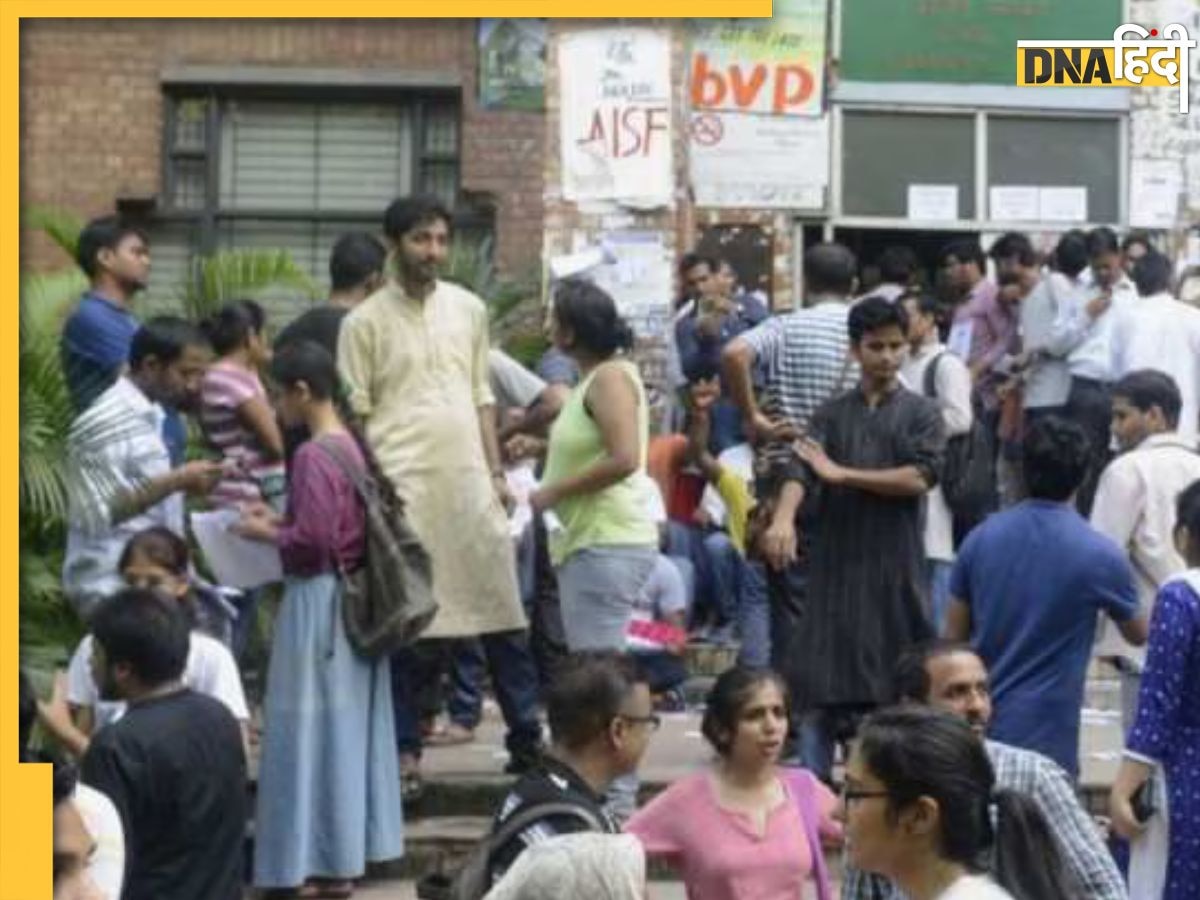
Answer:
[{"left": 24, "top": 197, "right": 1200, "bottom": 900}]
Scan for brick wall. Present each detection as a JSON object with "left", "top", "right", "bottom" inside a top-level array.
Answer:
[{"left": 19, "top": 18, "right": 545, "bottom": 276}]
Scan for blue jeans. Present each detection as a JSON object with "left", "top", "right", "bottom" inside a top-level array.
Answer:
[
  {"left": 666, "top": 523, "right": 740, "bottom": 626},
  {"left": 796, "top": 704, "right": 873, "bottom": 784},
  {"left": 391, "top": 630, "right": 542, "bottom": 761},
  {"left": 926, "top": 559, "right": 954, "bottom": 634},
  {"left": 446, "top": 639, "right": 487, "bottom": 729},
  {"left": 737, "top": 559, "right": 771, "bottom": 667}
]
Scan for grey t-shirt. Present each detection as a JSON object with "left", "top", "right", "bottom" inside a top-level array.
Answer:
[{"left": 489, "top": 349, "right": 547, "bottom": 414}]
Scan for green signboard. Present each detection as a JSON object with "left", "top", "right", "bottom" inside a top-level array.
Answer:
[{"left": 839, "top": 0, "right": 1124, "bottom": 84}]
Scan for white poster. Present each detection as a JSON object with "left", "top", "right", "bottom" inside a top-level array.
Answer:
[
  {"left": 1130, "top": 159, "right": 1183, "bottom": 227},
  {"left": 588, "top": 231, "right": 674, "bottom": 321},
  {"left": 907, "top": 184, "right": 959, "bottom": 221},
  {"left": 689, "top": 112, "right": 828, "bottom": 209},
  {"left": 989, "top": 186, "right": 1040, "bottom": 221},
  {"left": 1038, "top": 187, "right": 1088, "bottom": 223},
  {"left": 559, "top": 28, "right": 673, "bottom": 205}
]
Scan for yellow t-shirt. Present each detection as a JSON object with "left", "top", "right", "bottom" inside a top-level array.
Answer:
[{"left": 714, "top": 466, "right": 754, "bottom": 554}]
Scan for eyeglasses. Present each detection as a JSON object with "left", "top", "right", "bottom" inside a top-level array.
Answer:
[
  {"left": 841, "top": 787, "right": 890, "bottom": 803},
  {"left": 618, "top": 713, "right": 663, "bottom": 732}
]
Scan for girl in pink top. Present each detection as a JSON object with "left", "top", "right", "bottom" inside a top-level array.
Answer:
[
  {"left": 199, "top": 300, "right": 286, "bottom": 510},
  {"left": 626, "top": 668, "right": 840, "bottom": 900}
]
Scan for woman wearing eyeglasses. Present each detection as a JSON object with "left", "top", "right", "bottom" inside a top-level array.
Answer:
[
  {"left": 626, "top": 667, "right": 839, "bottom": 899},
  {"left": 840, "top": 706, "right": 1078, "bottom": 900}
]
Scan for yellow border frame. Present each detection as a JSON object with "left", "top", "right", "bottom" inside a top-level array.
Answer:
[{"left": 3, "top": 2, "right": 770, "bottom": 896}]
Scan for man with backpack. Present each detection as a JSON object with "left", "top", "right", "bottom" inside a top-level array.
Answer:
[
  {"left": 421, "top": 652, "right": 654, "bottom": 899},
  {"left": 900, "top": 291, "right": 974, "bottom": 630}
]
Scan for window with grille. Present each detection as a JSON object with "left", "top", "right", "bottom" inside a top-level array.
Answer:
[{"left": 148, "top": 91, "right": 466, "bottom": 316}]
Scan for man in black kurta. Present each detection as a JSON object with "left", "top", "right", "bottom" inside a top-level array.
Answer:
[{"left": 765, "top": 296, "right": 945, "bottom": 781}]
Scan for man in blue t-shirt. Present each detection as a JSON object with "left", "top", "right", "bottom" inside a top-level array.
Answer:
[
  {"left": 946, "top": 415, "right": 1148, "bottom": 776},
  {"left": 59, "top": 217, "right": 188, "bottom": 465}
]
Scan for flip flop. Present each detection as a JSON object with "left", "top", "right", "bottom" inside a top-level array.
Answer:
[{"left": 425, "top": 722, "right": 476, "bottom": 747}]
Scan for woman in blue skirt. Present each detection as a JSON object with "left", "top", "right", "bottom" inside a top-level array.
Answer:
[{"left": 237, "top": 340, "right": 402, "bottom": 898}]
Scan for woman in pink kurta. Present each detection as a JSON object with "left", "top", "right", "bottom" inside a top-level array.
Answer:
[{"left": 627, "top": 668, "right": 840, "bottom": 900}]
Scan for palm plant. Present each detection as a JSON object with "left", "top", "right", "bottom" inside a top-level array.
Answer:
[{"left": 180, "top": 249, "right": 319, "bottom": 321}]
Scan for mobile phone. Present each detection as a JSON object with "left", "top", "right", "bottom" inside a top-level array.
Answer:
[{"left": 1131, "top": 777, "right": 1157, "bottom": 823}]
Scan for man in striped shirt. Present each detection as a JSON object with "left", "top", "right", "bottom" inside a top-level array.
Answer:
[
  {"left": 721, "top": 244, "right": 859, "bottom": 736},
  {"left": 63, "top": 317, "right": 222, "bottom": 617},
  {"left": 841, "top": 640, "right": 1128, "bottom": 900}
]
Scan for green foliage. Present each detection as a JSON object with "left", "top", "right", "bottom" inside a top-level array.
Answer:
[
  {"left": 23, "top": 205, "right": 84, "bottom": 262},
  {"left": 180, "top": 249, "right": 320, "bottom": 321}
]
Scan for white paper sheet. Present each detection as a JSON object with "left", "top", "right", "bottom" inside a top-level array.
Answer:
[
  {"left": 989, "top": 185, "right": 1040, "bottom": 221},
  {"left": 906, "top": 184, "right": 959, "bottom": 221},
  {"left": 1129, "top": 159, "right": 1183, "bottom": 228},
  {"left": 191, "top": 509, "right": 283, "bottom": 590},
  {"left": 1037, "top": 187, "right": 1088, "bottom": 223}
]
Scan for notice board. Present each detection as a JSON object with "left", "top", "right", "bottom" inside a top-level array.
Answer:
[{"left": 839, "top": 0, "right": 1122, "bottom": 85}]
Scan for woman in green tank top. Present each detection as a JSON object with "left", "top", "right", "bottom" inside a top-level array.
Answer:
[{"left": 529, "top": 279, "right": 659, "bottom": 655}]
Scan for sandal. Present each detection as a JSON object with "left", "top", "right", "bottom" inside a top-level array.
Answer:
[{"left": 401, "top": 768, "right": 425, "bottom": 804}]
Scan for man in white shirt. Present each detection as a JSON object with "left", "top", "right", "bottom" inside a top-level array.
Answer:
[
  {"left": 1018, "top": 232, "right": 1082, "bottom": 420},
  {"left": 1090, "top": 369, "right": 1200, "bottom": 724},
  {"left": 900, "top": 291, "right": 973, "bottom": 629},
  {"left": 1042, "top": 228, "right": 1141, "bottom": 515},
  {"left": 1110, "top": 250, "right": 1200, "bottom": 445},
  {"left": 63, "top": 317, "right": 221, "bottom": 617}
]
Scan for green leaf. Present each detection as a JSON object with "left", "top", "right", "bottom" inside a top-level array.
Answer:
[
  {"left": 23, "top": 205, "right": 84, "bottom": 262},
  {"left": 180, "top": 249, "right": 320, "bottom": 321}
]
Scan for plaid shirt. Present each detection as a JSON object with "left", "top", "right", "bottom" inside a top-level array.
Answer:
[
  {"left": 840, "top": 739, "right": 1127, "bottom": 900},
  {"left": 741, "top": 300, "right": 858, "bottom": 484}
]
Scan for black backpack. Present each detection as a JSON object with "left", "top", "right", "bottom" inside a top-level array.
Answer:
[
  {"left": 922, "top": 353, "right": 996, "bottom": 533},
  {"left": 316, "top": 437, "right": 438, "bottom": 657},
  {"left": 415, "top": 800, "right": 606, "bottom": 900}
]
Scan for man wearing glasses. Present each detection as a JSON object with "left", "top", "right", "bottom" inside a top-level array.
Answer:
[
  {"left": 840, "top": 640, "right": 1126, "bottom": 900},
  {"left": 484, "top": 652, "right": 659, "bottom": 887}
]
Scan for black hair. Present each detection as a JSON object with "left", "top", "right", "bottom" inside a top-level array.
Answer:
[
  {"left": 898, "top": 289, "right": 940, "bottom": 320},
  {"left": 119, "top": 526, "right": 190, "bottom": 576},
  {"left": 1132, "top": 250, "right": 1173, "bottom": 296},
  {"left": 1022, "top": 415, "right": 1090, "bottom": 502},
  {"left": 701, "top": 666, "right": 789, "bottom": 757},
  {"left": 76, "top": 215, "right": 148, "bottom": 279},
  {"left": 1112, "top": 370, "right": 1183, "bottom": 429},
  {"left": 330, "top": 232, "right": 387, "bottom": 291},
  {"left": 988, "top": 232, "right": 1037, "bottom": 268},
  {"left": 857, "top": 707, "right": 1079, "bottom": 900},
  {"left": 893, "top": 639, "right": 977, "bottom": 704},
  {"left": 128, "top": 316, "right": 209, "bottom": 370},
  {"left": 848, "top": 295, "right": 909, "bottom": 345},
  {"left": 270, "top": 340, "right": 340, "bottom": 401},
  {"left": 201, "top": 299, "right": 266, "bottom": 357},
  {"left": 52, "top": 754, "right": 77, "bottom": 808},
  {"left": 940, "top": 239, "right": 985, "bottom": 271},
  {"left": 1053, "top": 230, "right": 1089, "bottom": 279},
  {"left": 1086, "top": 226, "right": 1120, "bottom": 259},
  {"left": 382, "top": 194, "right": 453, "bottom": 242},
  {"left": 1122, "top": 231, "right": 1153, "bottom": 255},
  {"left": 545, "top": 651, "right": 647, "bottom": 752},
  {"left": 89, "top": 588, "right": 191, "bottom": 688},
  {"left": 19, "top": 670, "right": 36, "bottom": 759},
  {"left": 878, "top": 246, "right": 919, "bottom": 285},
  {"left": 1176, "top": 479, "right": 1200, "bottom": 545},
  {"left": 552, "top": 278, "right": 635, "bottom": 358},
  {"left": 804, "top": 243, "right": 857, "bottom": 296},
  {"left": 680, "top": 252, "right": 719, "bottom": 277}
]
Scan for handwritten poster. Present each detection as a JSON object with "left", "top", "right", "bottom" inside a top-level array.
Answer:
[
  {"left": 588, "top": 231, "right": 673, "bottom": 319},
  {"left": 689, "top": 0, "right": 827, "bottom": 118},
  {"left": 559, "top": 28, "right": 674, "bottom": 205},
  {"left": 689, "top": 112, "right": 827, "bottom": 209}
]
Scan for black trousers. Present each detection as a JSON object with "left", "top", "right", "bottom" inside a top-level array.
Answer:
[{"left": 1065, "top": 376, "right": 1112, "bottom": 518}]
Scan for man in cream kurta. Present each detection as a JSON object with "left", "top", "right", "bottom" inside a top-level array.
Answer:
[{"left": 338, "top": 195, "right": 542, "bottom": 780}]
